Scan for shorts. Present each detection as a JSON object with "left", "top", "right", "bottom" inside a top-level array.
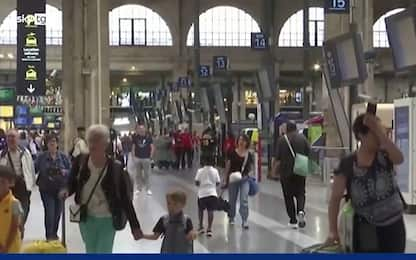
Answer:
[{"left": 198, "top": 196, "right": 217, "bottom": 211}]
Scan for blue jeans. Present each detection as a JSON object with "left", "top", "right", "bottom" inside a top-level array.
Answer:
[
  {"left": 228, "top": 178, "right": 250, "bottom": 222},
  {"left": 40, "top": 191, "right": 62, "bottom": 240}
]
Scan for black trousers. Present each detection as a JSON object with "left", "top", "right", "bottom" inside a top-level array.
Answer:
[
  {"left": 354, "top": 215, "right": 406, "bottom": 253},
  {"left": 180, "top": 149, "right": 193, "bottom": 169},
  {"left": 280, "top": 174, "right": 306, "bottom": 223}
]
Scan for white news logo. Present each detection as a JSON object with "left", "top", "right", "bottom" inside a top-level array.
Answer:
[{"left": 17, "top": 14, "right": 47, "bottom": 26}]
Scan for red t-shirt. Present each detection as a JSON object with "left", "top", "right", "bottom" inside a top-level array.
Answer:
[
  {"left": 224, "top": 138, "right": 236, "bottom": 154},
  {"left": 180, "top": 132, "right": 193, "bottom": 150}
]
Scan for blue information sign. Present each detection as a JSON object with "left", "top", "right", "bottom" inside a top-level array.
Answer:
[
  {"left": 213, "top": 56, "right": 228, "bottom": 73},
  {"left": 325, "top": 0, "right": 350, "bottom": 13},
  {"left": 199, "top": 65, "right": 210, "bottom": 78},
  {"left": 251, "top": 32, "right": 268, "bottom": 49}
]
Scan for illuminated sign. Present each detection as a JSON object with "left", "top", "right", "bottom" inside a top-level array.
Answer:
[
  {"left": 16, "top": 0, "right": 46, "bottom": 96},
  {"left": 0, "top": 106, "right": 14, "bottom": 118},
  {"left": 32, "top": 116, "right": 43, "bottom": 125}
]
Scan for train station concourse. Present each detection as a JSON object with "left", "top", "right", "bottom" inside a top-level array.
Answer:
[{"left": 1, "top": 0, "right": 416, "bottom": 254}]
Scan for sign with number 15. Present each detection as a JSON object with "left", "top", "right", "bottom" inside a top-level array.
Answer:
[{"left": 325, "top": 0, "right": 350, "bottom": 13}]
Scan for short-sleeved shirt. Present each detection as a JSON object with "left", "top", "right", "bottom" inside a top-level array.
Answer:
[
  {"left": 195, "top": 166, "right": 220, "bottom": 198},
  {"left": 132, "top": 134, "right": 153, "bottom": 159},
  {"left": 227, "top": 150, "right": 254, "bottom": 177},
  {"left": 274, "top": 133, "right": 310, "bottom": 177},
  {"left": 334, "top": 152, "right": 404, "bottom": 226},
  {"left": 153, "top": 213, "right": 193, "bottom": 235}
]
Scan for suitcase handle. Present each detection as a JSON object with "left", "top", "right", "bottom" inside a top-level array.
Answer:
[{"left": 61, "top": 198, "right": 66, "bottom": 247}]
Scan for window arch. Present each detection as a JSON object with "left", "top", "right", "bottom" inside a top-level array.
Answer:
[
  {"left": 186, "top": 6, "right": 261, "bottom": 47},
  {"left": 373, "top": 8, "right": 405, "bottom": 48},
  {"left": 0, "top": 4, "right": 62, "bottom": 45},
  {"left": 278, "top": 7, "right": 324, "bottom": 47},
  {"left": 109, "top": 4, "right": 172, "bottom": 46}
]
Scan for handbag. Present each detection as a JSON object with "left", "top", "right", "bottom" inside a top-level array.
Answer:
[
  {"left": 248, "top": 177, "right": 259, "bottom": 196},
  {"left": 283, "top": 135, "right": 310, "bottom": 177},
  {"left": 69, "top": 160, "right": 108, "bottom": 223},
  {"left": 229, "top": 152, "right": 250, "bottom": 183},
  {"left": 215, "top": 190, "right": 230, "bottom": 213}
]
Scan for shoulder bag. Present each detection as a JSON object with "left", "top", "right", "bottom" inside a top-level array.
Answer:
[
  {"left": 283, "top": 135, "right": 310, "bottom": 177},
  {"left": 229, "top": 152, "right": 249, "bottom": 183},
  {"left": 69, "top": 160, "right": 108, "bottom": 223}
]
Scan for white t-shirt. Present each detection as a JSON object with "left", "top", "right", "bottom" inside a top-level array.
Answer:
[
  {"left": 81, "top": 159, "right": 111, "bottom": 217},
  {"left": 195, "top": 166, "right": 220, "bottom": 198},
  {"left": 72, "top": 138, "right": 88, "bottom": 158}
]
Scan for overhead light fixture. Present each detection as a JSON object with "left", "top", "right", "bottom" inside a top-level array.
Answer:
[
  {"left": 130, "top": 66, "right": 136, "bottom": 71},
  {"left": 313, "top": 63, "right": 321, "bottom": 71},
  {"left": 0, "top": 54, "right": 4, "bottom": 59},
  {"left": 7, "top": 53, "right": 14, "bottom": 59},
  {"left": 279, "top": 89, "right": 287, "bottom": 94},
  {"left": 122, "top": 78, "right": 128, "bottom": 83}
]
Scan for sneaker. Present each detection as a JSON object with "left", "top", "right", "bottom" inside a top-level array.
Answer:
[
  {"left": 229, "top": 219, "right": 235, "bottom": 225},
  {"left": 147, "top": 190, "right": 153, "bottom": 196},
  {"left": 198, "top": 227, "right": 205, "bottom": 235},
  {"left": 242, "top": 222, "right": 249, "bottom": 230},
  {"left": 206, "top": 230, "right": 213, "bottom": 237},
  {"left": 298, "top": 211, "right": 306, "bottom": 228},
  {"left": 288, "top": 222, "right": 298, "bottom": 229}
]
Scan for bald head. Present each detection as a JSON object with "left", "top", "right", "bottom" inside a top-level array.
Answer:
[{"left": 6, "top": 129, "right": 19, "bottom": 151}]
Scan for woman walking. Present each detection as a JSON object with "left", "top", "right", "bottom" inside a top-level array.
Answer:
[
  {"left": 35, "top": 133, "right": 71, "bottom": 240},
  {"left": 223, "top": 134, "right": 254, "bottom": 229},
  {"left": 326, "top": 114, "right": 406, "bottom": 252},
  {"left": 62, "top": 124, "right": 143, "bottom": 253}
]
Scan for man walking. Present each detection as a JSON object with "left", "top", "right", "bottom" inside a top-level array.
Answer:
[
  {"left": 71, "top": 127, "right": 88, "bottom": 160},
  {"left": 274, "top": 122, "right": 310, "bottom": 229},
  {"left": 132, "top": 124, "right": 154, "bottom": 196},
  {"left": 0, "top": 129, "right": 36, "bottom": 236}
]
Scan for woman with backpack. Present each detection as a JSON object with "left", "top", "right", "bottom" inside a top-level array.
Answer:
[
  {"left": 35, "top": 133, "right": 71, "bottom": 241},
  {"left": 326, "top": 114, "right": 406, "bottom": 252},
  {"left": 61, "top": 124, "right": 143, "bottom": 253}
]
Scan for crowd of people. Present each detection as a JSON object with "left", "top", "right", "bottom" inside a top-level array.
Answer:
[{"left": 0, "top": 111, "right": 409, "bottom": 253}]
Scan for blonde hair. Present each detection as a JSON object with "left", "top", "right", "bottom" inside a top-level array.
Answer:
[
  {"left": 86, "top": 124, "right": 110, "bottom": 144},
  {"left": 166, "top": 190, "right": 187, "bottom": 206}
]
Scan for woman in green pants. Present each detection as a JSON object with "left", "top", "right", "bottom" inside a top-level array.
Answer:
[{"left": 63, "top": 124, "right": 143, "bottom": 253}]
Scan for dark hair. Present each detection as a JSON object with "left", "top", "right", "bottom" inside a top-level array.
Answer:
[
  {"left": 238, "top": 134, "right": 250, "bottom": 149},
  {"left": 200, "top": 154, "right": 215, "bottom": 167},
  {"left": 77, "top": 127, "right": 85, "bottom": 132},
  {"left": 353, "top": 114, "right": 370, "bottom": 140},
  {"left": 45, "top": 133, "right": 58, "bottom": 144},
  {"left": 0, "top": 165, "right": 16, "bottom": 182},
  {"left": 287, "top": 121, "right": 297, "bottom": 133}
]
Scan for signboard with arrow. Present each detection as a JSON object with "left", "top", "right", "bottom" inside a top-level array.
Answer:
[{"left": 16, "top": 0, "right": 46, "bottom": 96}]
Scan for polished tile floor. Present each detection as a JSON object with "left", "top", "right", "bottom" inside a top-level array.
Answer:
[{"left": 23, "top": 166, "right": 416, "bottom": 253}]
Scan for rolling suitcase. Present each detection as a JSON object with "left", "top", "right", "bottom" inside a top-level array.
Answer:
[
  {"left": 301, "top": 243, "right": 343, "bottom": 254},
  {"left": 22, "top": 199, "right": 67, "bottom": 253}
]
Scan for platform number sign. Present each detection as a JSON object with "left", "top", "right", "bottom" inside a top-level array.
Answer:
[
  {"left": 251, "top": 33, "right": 268, "bottom": 49},
  {"left": 213, "top": 56, "right": 228, "bottom": 74},
  {"left": 325, "top": 0, "right": 350, "bottom": 13},
  {"left": 199, "top": 65, "right": 210, "bottom": 78}
]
